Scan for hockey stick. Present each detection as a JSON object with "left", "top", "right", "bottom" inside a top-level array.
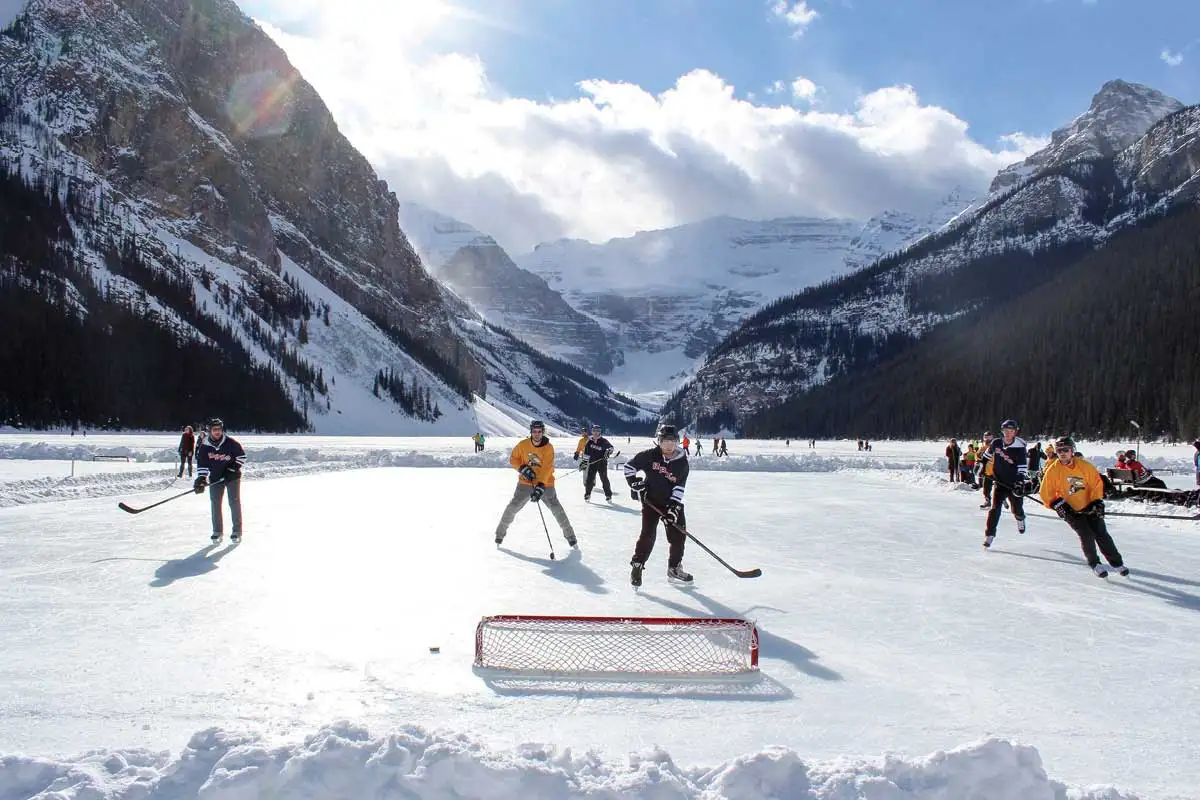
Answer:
[
  {"left": 995, "top": 480, "right": 1196, "bottom": 520},
  {"left": 534, "top": 499, "right": 556, "bottom": 560},
  {"left": 118, "top": 478, "right": 227, "bottom": 514},
  {"left": 644, "top": 500, "right": 762, "bottom": 578}
]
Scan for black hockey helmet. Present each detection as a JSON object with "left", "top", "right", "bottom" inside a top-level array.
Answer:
[
  {"left": 529, "top": 419, "right": 545, "bottom": 432},
  {"left": 657, "top": 424, "right": 679, "bottom": 442},
  {"left": 1001, "top": 418, "right": 1019, "bottom": 430},
  {"left": 1053, "top": 435, "right": 1075, "bottom": 451},
  {"left": 591, "top": 423, "right": 601, "bottom": 431},
  {"left": 207, "top": 417, "right": 224, "bottom": 430}
]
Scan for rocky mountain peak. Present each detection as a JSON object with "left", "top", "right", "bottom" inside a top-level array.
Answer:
[{"left": 990, "top": 79, "right": 1183, "bottom": 193}]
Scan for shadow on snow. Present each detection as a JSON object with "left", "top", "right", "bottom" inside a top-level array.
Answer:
[
  {"left": 147, "top": 543, "right": 239, "bottom": 588},
  {"left": 498, "top": 546, "right": 608, "bottom": 595}
]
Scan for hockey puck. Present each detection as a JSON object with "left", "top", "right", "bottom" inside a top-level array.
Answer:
[{"left": 429, "top": 647, "right": 440, "bottom": 654}]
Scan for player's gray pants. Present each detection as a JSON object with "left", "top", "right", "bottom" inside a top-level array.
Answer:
[
  {"left": 210, "top": 479, "right": 242, "bottom": 535},
  {"left": 495, "top": 483, "right": 575, "bottom": 541}
]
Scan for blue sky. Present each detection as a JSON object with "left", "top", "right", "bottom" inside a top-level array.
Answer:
[
  {"left": 469, "top": 0, "right": 1199, "bottom": 146},
  {"left": 243, "top": 0, "right": 1198, "bottom": 251}
]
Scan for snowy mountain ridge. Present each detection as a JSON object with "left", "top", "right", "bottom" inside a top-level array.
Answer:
[
  {"left": 0, "top": 0, "right": 646, "bottom": 434},
  {"left": 990, "top": 79, "right": 1183, "bottom": 193},
  {"left": 664, "top": 84, "right": 1198, "bottom": 429},
  {"left": 398, "top": 202, "right": 615, "bottom": 375},
  {"left": 512, "top": 191, "right": 970, "bottom": 392}
]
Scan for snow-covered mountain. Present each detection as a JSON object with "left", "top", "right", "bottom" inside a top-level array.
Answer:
[
  {"left": 665, "top": 82, "right": 1197, "bottom": 430},
  {"left": 0, "top": 0, "right": 644, "bottom": 434},
  {"left": 397, "top": 203, "right": 614, "bottom": 375},
  {"left": 515, "top": 194, "right": 968, "bottom": 393},
  {"left": 990, "top": 79, "right": 1183, "bottom": 193}
]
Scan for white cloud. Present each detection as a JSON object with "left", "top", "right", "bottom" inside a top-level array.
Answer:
[
  {"left": 1161, "top": 48, "right": 1184, "bottom": 66},
  {"left": 999, "top": 132, "right": 1051, "bottom": 152},
  {"left": 791, "top": 77, "right": 818, "bottom": 101},
  {"left": 254, "top": 1, "right": 1046, "bottom": 254},
  {"left": 769, "top": 0, "right": 819, "bottom": 37}
]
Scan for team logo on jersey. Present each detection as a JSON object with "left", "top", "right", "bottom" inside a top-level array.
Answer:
[
  {"left": 651, "top": 461, "right": 679, "bottom": 482},
  {"left": 1067, "top": 476, "right": 1086, "bottom": 495}
]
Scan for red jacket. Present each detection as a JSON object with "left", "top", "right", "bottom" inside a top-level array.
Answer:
[{"left": 179, "top": 431, "right": 195, "bottom": 455}]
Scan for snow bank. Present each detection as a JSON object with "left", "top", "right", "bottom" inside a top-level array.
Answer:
[{"left": 0, "top": 722, "right": 1139, "bottom": 800}]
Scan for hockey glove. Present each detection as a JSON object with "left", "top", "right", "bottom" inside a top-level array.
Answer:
[
  {"left": 224, "top": 462, "right": 242, "bottom": 482},
  {"left": 530, "top": 483, "right": 545, "bottom": 503},
  {"left": 628, "top": 477, "right": 646, "bottom": 503},
  {"left": 1085, "top": 500, "right": 1105, "bottom": 518},
  {"left": 1050, "top": 498, "right": 1071, "bottom": 520},
  {"left": 519, "top": 465, "right": 537, "bottom": 482},
  {"left": 663, "top": 501, "right": 682, "bottom": 527},
  {"left": 578, "top": 457, "right": 590, "bottom": 472},
  {"left": 193, "top": 476, "right": 208, "bottom": 494},
  {"left": 1010, "top": 481, "right": 1025, "bottom": 497},
  {"left": 573, "top": 452, "right": 580, "bottom": 462}
]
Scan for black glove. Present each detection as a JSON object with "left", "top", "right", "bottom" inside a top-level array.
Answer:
[
  {"left": 519, "top": 465, "right": 537, "bottom": 482},
  {"left": 193, "top": 476, "right": 208, "bottom": 494},
  {"left": 628, "top": 477, "right": 646, "bottom": 502},
  {"left": 530, "top": 483, "right": 545, "bottom": 503},
  {"left": 1085, "top": 500, "right": 1105, "bottom": 518},
  {"left": 573, "top": 453, "right": 580, "bottom": 462},
  {"left": 224, "top": 462, "right": 242, "bottom": 482},
  {"left": 663, "top": 501, "right": 682, "bottom": 527},
  {"left": 579, "top": 457, "right": 590, "bottom": 471},
  {"left": 1050, "top": 498, "right": 1071, "bottom": 520},
  {"left": 1010, "top": 481, "right": 1025, "bottom": 497}
]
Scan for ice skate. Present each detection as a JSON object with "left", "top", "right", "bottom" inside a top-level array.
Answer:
[
  {"left": 630, "top": 561, "right": 643, "bottom": 587},
  {"left": 667, "top": 565, "right": 693, "bottom": 584},
  {"left": 1093, "top": 564, "right": 1109, "bottom": 578},
  {"left": 983, "top": 534, "right": 994, "bottom": 549},
  {"left": 1016, "top": 518, "right": 1026, "bottom": 534}
]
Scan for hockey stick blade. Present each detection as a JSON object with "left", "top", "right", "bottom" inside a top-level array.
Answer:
[{"left": 644, "top": 501, "right": 762, "bottom": 578}]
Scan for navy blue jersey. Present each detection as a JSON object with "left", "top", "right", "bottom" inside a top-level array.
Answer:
[
  {"left": 197, "top": 434, "right": 246, "bottom": 482},
  {"left": 624, "top": 446, "right": 689, "bottom": 506},
  {"left": 582, "top": 436, "right": 614, "bottom": 462},
  {"left": 980, "top": 435, "right": 1028, "bottom": 487}
]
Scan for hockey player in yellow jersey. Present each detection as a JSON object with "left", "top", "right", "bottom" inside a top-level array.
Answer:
[
  {"left": 494, "top": 420, "right": 577, "bottom": 549},
  {"left": 1039, "top": 436, "right": 1128, "bottom": 578}
]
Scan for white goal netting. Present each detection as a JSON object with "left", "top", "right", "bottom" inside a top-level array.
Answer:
[{"left": 473, "top": 615, "right": 759, "bottom": 676}]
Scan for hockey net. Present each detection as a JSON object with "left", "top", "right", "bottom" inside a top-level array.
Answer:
[{"left": 474, "top": 615, "right": 759, "bottom": 677}]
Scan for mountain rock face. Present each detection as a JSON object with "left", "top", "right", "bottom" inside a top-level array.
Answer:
[
  {"left": 398, "top": 203, "right": 614, "bottom": 375},
  {"left": 0, "top": 0, "right": 637, "bottom": 432},
  {"left": 515, "top": 200, "right": 965, "bottom": 393},
  {"left": 990, "top": 79, "right": 1183, "bottom": 193},
  {"left": 665, "top": 86, "right": 1197, "bottom": 431}
]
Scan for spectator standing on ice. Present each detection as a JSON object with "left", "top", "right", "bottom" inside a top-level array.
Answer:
[
  {"left": 495, "top": 420, "right": 577, "bottom": 549},
  {"left": 1194, "top": 439, "right": 1200, "bottom": 486},
  {"left": 177, "top": 425, "right": 195, "bottom": 478},
  {"left": 624, "top": 425, "right": 691, "bottom": 587},
  {"left": 1039, "top": 436, "right": 1129, "bottom": 578},
  {"left": 194, "top": 418, "right": 246, "bottom": 544},
  {"left": 945, "top": 439, "right": 961, "bottom": 483}
]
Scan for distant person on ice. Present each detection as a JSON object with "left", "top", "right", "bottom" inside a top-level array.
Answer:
[
  {"left": 1039, "top": 436, "right": 1129, "bottom": 578},
  {"left": 495, "top": 420, "right": 577, "bottom": 549},
  {"left": 624, "top": 425, "right": 691, "bottom": 587},
  {"left": 193, "top": 418, "right": 246, "bottom": 544},
  {"left": 177, "top": 425, "right": 195, "bottom": 478},
  {"left": 979, "top": 419, "right": 1029, "bottom": 549},
  {"left": 579, "top": 424, "right": 616, "bottom": 502},
  {"left": 945, "top": 438, "right": 961, "bottom": 483},
  {"left": 1194, "top": 439, "right": 1200, "bottom": 486}
]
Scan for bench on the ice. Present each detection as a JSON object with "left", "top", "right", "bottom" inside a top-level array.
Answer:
[
  {"left": 92, "top": 454, "right": 131, "bottom": 462},
  {"left": 1106, "top": 467, "right": 1195, "bottom": 506}
]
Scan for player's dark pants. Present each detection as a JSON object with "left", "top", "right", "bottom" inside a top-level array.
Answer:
[
  {"left": 985, "top": 483, "right": 1025, "bottom": 535},
  {"left": 948, "top": 458, "right": 959, "bottom": 482},
  {"left": 178, "top": 452, "right": 193, "bottom": 478},
  {"left": 981, "top": 475, "right": 994, "bottom": 503},
  {"left": 209, "top": 478, "right": 242, "bottom": 536},
  {"left": 584, "top": 460, "right": 612, "bottom": 498},
  {"left": 1065, "top": 512, "right": 1124, "bottom": 568},
  {"left": 633, "top": 503, "right": 686, "bottom": 568}
]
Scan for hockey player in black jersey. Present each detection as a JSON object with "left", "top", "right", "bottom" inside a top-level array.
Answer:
[
  {"left": 578, "top": 424, "right": 616, "bottom": 501},
  {"left": 980, "top": 418, "right": 1030, "bottom": 549},
  {"left": 623, "top": 425, "right": 691, "bottom": 586}
]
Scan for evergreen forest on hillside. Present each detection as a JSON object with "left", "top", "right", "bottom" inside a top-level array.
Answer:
[
  {"left": 0, "top": 166, "right": 310, "bottom": 432},
  {"left": 743, "top": 204, "right": 1200, "bottom": 440}
]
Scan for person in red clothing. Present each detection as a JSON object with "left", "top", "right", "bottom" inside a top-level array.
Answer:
[
  {"left": 1124, "top": 450, "right": 1168, "bottom": 489},
  {"left": 177, "top": 425, "right": 195, "bottom": 478}
]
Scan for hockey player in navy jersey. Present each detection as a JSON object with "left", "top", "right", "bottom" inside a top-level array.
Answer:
[
  {"left": 624, "top": 425, "right": 691, "bottom": 586},
  {"left": 194, "top": 418, "right": 247, "bottom": 544},
  {"left": 979, "top": 419, "right": 1029, "bottom": 549},
  {"left": 579, "top": 424, "right": 616, "bottom": 501}
]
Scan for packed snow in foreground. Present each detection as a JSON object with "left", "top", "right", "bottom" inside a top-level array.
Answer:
[{"left": 1, "top": 436, "right": 1198, "bottom": 799}]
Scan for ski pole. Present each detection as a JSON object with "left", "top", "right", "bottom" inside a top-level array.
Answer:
[
  {"left": 534, "top": 498, "right": 556, "bottom": 560},
  {"left": 644, "top": 500, "right": 761, "bottom": 578},
  {"left": 118, "top": 479, "right": 226, "bottom": 514}
]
